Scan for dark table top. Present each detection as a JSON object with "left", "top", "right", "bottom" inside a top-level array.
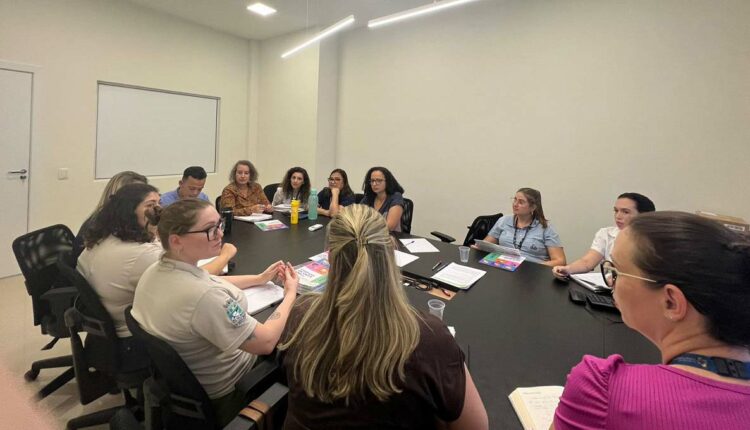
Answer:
[{"left": 224, "top": 213, "right": 660, "bottom": 429}]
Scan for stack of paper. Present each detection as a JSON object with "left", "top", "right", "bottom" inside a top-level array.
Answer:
[
  {"left": 394, "top": 250, "right": 419, "bottom": 267},
  {"left": 235, "top": 213, "right": 272, "bottom": 223},
  {"left": 431, "top": 263, "right": 486, "bottom": 290},
  {"left": 570, "top": 272, "right": 610, "bottom": 292}
]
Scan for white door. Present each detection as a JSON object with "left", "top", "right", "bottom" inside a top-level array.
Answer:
[{"left": 0, "top": 68, "right": 32, "bottom": 278}]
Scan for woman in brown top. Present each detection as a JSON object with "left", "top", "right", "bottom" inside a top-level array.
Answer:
[
  {"left": 278, "top": 205, "right": 488, "bottom": 430},
  {"left": 220, "top": 160, "right": 271, "bottom": 216}
]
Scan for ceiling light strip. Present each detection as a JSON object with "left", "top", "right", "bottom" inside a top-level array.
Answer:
[
  {"left": 281, "top": 15, "right": 355, "bottom": 59},
  {"left": 368, "top": 0, "right": 481, "bottom": 29}
]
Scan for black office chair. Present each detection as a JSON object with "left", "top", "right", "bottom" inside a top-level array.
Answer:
[
  {"left": 124, "top": 306, "right": 281, "bottom": 430},
  {"left": 11, "top": 224, "right": 78, "bottom": 398},
  {"left": 431, "top": 212, "right": 503, "bottom": 247},
  {"left": 353, "top": 193, "right": 364, "bottom": 204},
  {"left": 58, "top": 260, "right": 150, "bottom": 430},
  {"left": 401, "top": 198, "right": 414, "bottom": 234},
  {"left": 263, "top": 183, "right": 279, "bottom": 204},
  {"left": 215, "top": 196, "right": 222, "bottom": 211}
]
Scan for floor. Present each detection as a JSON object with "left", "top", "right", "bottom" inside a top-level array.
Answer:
[{"left": 0, "top": 275, "right": 121, "bottom": 429}]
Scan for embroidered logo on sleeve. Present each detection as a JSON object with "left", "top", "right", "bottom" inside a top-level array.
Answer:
[{"left": 224, "top": 298, "right": 247, "bottom": 327}]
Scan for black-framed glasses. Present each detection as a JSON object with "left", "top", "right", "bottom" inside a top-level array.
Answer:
[
  {"left": 599, "top": 260, "right": 662, "bottom": 288},
  {"left": 402, "top": 275, "right": 452, "bottom": 297},
  {"left": 185, "top": 220, "right": 224, "bottom": 241},
  {"left": 328, "top": 177, "right": 342, "bottom": 182},
  {"left": 369, "top": 179, "right": 385, "bottom": 184}
]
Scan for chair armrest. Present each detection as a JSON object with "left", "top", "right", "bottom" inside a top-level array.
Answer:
[
  {"left": 430, "top": 231, "right": 456, "bottom": 243},
  {"left": 42, "top": 286, "right": 77, "bottom": 317}
]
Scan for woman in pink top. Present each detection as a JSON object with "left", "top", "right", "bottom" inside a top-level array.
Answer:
[{"left": 553, "top": 211, "right": 750, "bottom": 430}]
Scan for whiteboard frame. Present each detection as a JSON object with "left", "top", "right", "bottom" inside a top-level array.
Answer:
[{"left": 95, "top": 81, "right": 220, "bottom": 179}]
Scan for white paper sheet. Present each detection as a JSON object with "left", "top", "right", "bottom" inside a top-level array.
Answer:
[
  {"left": 243, "top": 282, "right": 284, "bottom": 315},
  {"left": 571, "top": 272, "right": 611, "bottom": 291},
  {"left": 399, "top": 238, "right": 440, "bottom": 253},
  {"left": 394, "top": 250, "right": 419, "bottom": 267},
  {"left": 431, "top": 262, "right": 486, "bottom": 289},
  {"left": 197, "top": 257, "right": 228, "bottom": 274}
]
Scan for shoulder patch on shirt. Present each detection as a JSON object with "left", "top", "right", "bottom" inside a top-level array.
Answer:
[{"left": 224, "top": 298, "right": 246, "bottom": 327}]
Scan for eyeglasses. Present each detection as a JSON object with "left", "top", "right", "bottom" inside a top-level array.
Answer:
[
  {"left": 328, "top": 177, "right": 342, "bottom": 182},
  {"left": 599, "top": 260, "right": 663, "bottom": 288},
  {"left": 402, "top": 275, "right": 452, "bottom": 297},
  {"left": 185, "top": 220, "right": 224, "bottom": 241},
  {"left": 370, "top": 179, "right": 385, "bottom": 184},
  {"left": 510, "top": 197, "right": 529, "bottom": 205}
]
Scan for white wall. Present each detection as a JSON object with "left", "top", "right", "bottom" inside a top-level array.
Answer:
[
  {"left": 256, "top": 30, "right": 321, "bottom": 187},
  {"left": 336, "top": 0, "right": 750, "bottom": 257},
  {"left": 0, "top": 0, "right": 251, "bottom": 231}
]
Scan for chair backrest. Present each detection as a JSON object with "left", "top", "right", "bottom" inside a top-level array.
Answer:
[
  {"left": 263, "top": 183, "right": 279, "bottom": 203},
  {"left": 57, "top": 260, "right": 120, "bottom": 367},
  {"left": 353, "top": 193, "right": 364, "bottom": 204},
  {"left": 215, "top": 196, "right": 222, "bottom": 210},
  {"left": 12, "top": 224, "right": 76, "bottom": 329},
  {"left": 401, "top": 198, "right": 414, "bottom": 234},
  {"left": 463, "top": 213, "right": 503, "bottom": 247},
  {"left": 125, "top": 306, "right": 218, "bottom": 430}
]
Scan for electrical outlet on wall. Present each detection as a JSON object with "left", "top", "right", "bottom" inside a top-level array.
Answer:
[{"left": 58, "top": 168, "right": 69, "bottom": 180}]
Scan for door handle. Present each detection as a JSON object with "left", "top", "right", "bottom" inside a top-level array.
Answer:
[{"left": 8, "top": 169, "right": 28, "bottom": 174}]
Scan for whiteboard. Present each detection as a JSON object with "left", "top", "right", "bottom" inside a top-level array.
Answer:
[{"left": 96, "top": 82, "right": 218, "bottom": 178}]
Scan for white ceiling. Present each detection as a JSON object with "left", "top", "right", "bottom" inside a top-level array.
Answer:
[{"left": 125, "top": 0, "right": 436, "bottom": 40}]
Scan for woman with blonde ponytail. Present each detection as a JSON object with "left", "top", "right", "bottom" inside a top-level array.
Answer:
[{"left": 278, "top": 205, "right": 488, "bottom": 429}]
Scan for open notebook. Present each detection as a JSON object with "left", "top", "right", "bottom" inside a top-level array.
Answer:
[{"left": 508, "top": 386, "right": 564, "bottom": 430}]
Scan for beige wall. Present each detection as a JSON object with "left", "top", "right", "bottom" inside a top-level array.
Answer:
[
  {"left": 2, "top": 0, "right": 748, "bottom": 259},
  {"left": 336, "top": 0, "right": 750, "bottom": 257},
  {"left": 0, "top": 0, "right": 251, "bottom": 231}
]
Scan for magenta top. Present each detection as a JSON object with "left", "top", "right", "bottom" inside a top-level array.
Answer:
[{"left": 554, "top": 354, "right": 750, "bottom": 430}]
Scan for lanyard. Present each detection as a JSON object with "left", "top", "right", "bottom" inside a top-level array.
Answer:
[
  {"left": 669, "top": 353, "right": 750, "bottom": 380},
  {"left": 512, "top": 217, "right": 532, "bottom": 250}
]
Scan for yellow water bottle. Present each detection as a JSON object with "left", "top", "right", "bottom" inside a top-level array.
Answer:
[{"left": 290, "top": 199, "right": 300, "bottom": 224}]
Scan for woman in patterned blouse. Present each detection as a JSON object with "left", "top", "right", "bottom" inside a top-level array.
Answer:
[{"left": 220, "top": 160, "right": 271, "bottom": 216}]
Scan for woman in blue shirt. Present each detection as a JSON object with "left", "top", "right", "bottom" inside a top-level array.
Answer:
[
  {"left": 360, "top": 166, "right": 405, "bottom": 232},
  {"left": 480, "top": 187, "right": 566, "bottom": 266},
  {"left": 317, "top": 168, "right": 356, "bottom": 218}
]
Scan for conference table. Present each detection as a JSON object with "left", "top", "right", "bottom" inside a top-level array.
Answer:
[{"left": 224, "top": 213, "right": 660, "bottom": 429}]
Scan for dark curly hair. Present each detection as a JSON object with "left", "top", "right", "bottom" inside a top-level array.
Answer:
[
  {"left": 362, "top": 166, "right": 404, "bottom": 202},
  {"left": 83, "top": 183, "right": 160, "bottom": 248},
  {"left": 280, "top": 167, "right": 311, "bottom": 204}
]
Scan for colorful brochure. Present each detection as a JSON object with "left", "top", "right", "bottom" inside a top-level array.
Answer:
[
  {"left": 255, "top": 219, "right": 288, "bottom": 232},
  {"left": 294, "top": 261, "right": 329, "bottom": 293},
  {"left": 479, "top": 252, "right": 526, "bottom": 272}
]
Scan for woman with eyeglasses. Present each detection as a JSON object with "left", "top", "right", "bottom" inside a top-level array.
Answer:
[
  {"left": 360, "top": 166, "right": 405, "bottom": 232},
  {"left": 552, "top": 212, "right": 750, "bottom": 430},
  {"left": 316, "top": 168, "right": 355, "bottom": 218},
  {"left": 272, "top": 167, "right": 311, "bottom": 210},
  {"left": 221, "top": 160, "right": 271, "bottom": 215},
  {"left": 132, "top": 198, "right": 299, "bottom": 426},
  {"left": 78, "top": 185, "right": 236, "bottom": 338},
  {"left": 552, "top": 192, "right": 655, "bottom": 279},
  {"left": 478, "top": 188, "right": 566, "bottom": 266},
  {"left": 278, "top": 205, "right": 488, "bottom": 429}
]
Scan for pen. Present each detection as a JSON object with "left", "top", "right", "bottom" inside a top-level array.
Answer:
[
  {"left": 431, "top": 261, "right": 443, "bottom": 271},
  {"left": 404, "top": 240, "right": 415, "bottom": 247},
  {"left": 434, "top": 263, "right": 448, "bottom": 272}
]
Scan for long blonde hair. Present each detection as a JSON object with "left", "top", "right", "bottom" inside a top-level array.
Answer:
[{"left": 279, "top": 204, "right": 420, "bottom": 403}]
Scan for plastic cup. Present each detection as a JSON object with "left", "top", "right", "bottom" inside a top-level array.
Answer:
[
  {"left": 428, "top": 299, "right": 446, "bottom": 320},
  {"left": 458, "top": 246, "right": 470, "bottom": 263}
]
